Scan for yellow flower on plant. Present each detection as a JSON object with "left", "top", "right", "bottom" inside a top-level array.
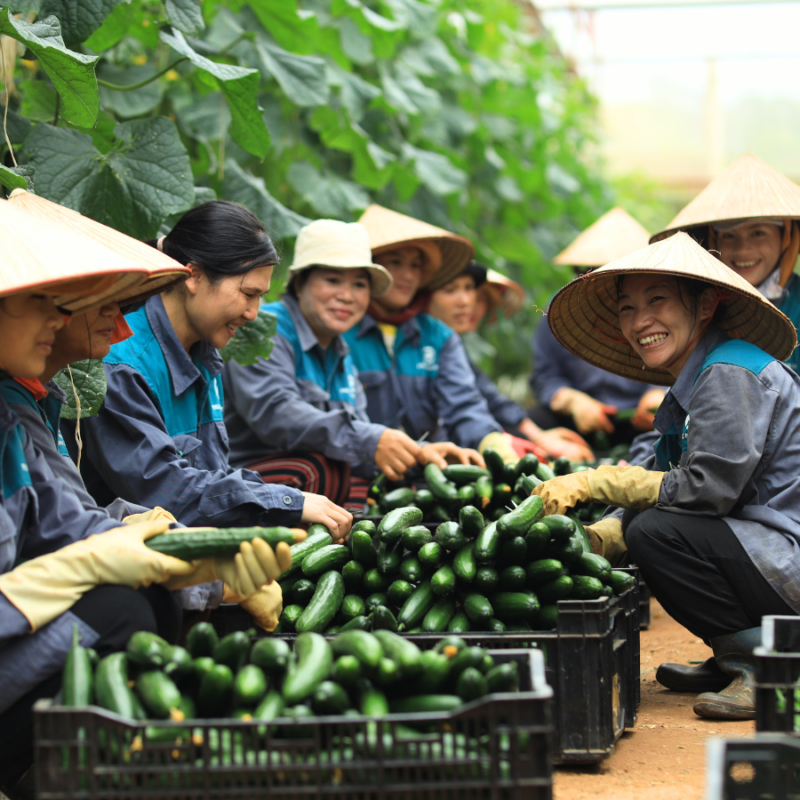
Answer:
[{"left": 166, "top": 70, "right": 179, "bottom": 81}]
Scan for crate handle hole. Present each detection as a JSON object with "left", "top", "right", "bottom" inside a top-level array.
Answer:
[{"left": 729, "top": 761, "right": 756, "bottom": 784}]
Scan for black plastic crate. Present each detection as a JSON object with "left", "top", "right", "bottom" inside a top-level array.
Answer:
[
  {"left": 754, "top": 615, "right": 800, "bottom": 734},
  {"left": 705, "top": 735, "right": 800, "bottom": 800},
  {"left": 35, "top": 650, "right": 552, "bottom": 800},
  {"left": 637, "top": 576, "right": 651, "bottom": 630}
]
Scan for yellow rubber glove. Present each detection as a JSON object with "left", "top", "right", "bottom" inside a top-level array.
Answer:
[
  {"left": 0, "top": 521, "right": 196, "bottom": 632},
  {"left": 123, "top": 506, "right": 178, "bottom": 524},
  {"left": 478, "top": 431, "right": 518, "bottom": 466},
  {"left": 587, "top": 465, "right": 665, "bottom": 512},
  {"left": 584, "top": 517, "right": 628, "bottom": 567},
  {"left": 239, "top": 582, "right": 283, "bottom": 632},
  {"left": 531, "top": 471, "right": 591, "bottom": 515}
]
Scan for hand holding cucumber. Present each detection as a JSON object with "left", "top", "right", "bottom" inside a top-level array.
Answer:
[
  {"left": 374, "top": 429, "right": 422, "bottom": 481},
  {"left": 418, "top": 442, "right": 485, "bottom": 470},
  {"left": 301, "top": 492, "right": 353, "bottom": 543},
  {"left": 551, "top": 387, "right": 616, "bottom": 435}
]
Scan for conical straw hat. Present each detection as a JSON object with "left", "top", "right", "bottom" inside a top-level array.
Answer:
[
  {"left": 548, "top": 231, "right": 796, "bottom": 386},
  {"left": 8, "top": 190, "right": 190, "bottom": 305},
  {"left": 359, "top": 204, "right": 475, "bottom": 290},
  {"left": 480, "top": 269, "right": 525, "bottom": 320},
  {"left": 554, "top": 207, "right": 651, "bottom": 267},
  {"left": 0, "top": 197, "right": 155, "bottom": 313},
  {"left": 651, "top": 154, "right": 800, "bottom": 243}
]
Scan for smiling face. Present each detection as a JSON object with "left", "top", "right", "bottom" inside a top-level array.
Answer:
[
  {"left": 296, "top": 267, "right": 371, "bottom": 347},
  {"left": 717, "top": 222, "right": 783, "bottom": 287},
  {"left": 371, "top": 246, "right": 424, "bottom": 311},
  {"left": 46, "top": 301, "right": 121, "bottom": 377},
  {"left": 0, "top": 292, "right": 66, "bottom": 377},
  {"left": 618, "top": 274, "right": 717, "bottom": 378},
  {"left": 428, "top": 275, "right": 477, "bottom": 334}
]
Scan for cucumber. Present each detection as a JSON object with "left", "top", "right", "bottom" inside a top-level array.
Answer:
[
  {"left": 341, "top": 594, "right": 367, "bottom": 621},
  {"left": 339, "top": 615, "right": 372, "bottom": 632},
  {"left": 94, "top": 653, "right": 138, "bottom": 718},
  {"left": 136, "top": 671, "right": 181, "bottom": 719},
  {"left": 518, "top": 473, "right": 543, "bottom": 494},
  {"left": 402, "top": 524, "right": 433, "bottom": 552},
  {"left": 486, "top": 618, "right": 506, "bottom": 632},
  {"left": 540, "top": 514, "right": 576, "bottom": 543},
  {"left": 235, "top": 665, "right": 267, "bottom": 707},
  {"left": 435, "top": 522, "right": 466, "bottom": 552},
  {"left": 422, "top": 599, "right": 456, "bottom": 632},
  {"left": 86, "top": 648, "right": 99, "bottom": 670},
  {"left": 474, "top": 565, "right": 499, "bottom": 593},
  {"left": 281, "top": 604, "right": 304, "bottom": 632},
  {"left": 551, "top": 533, "right": 584, "bottom": 566},
  {"left": 418, "top": 542, "right": 446, "bottom": 569},
  {"left": 390, "top": 695, "right": 463, "bottom": 714},
  {"left": 397, "top": 580, "right": 436, "bottom": 630},
  {"left": 448, "top": 613, "right": 471, "bottom": 632},
  {"left": 424, "top": 463, "right": 459, "bottom": 502},
  {"left": 483, "top": 448, "right": 505, "bottom": 483},
  {"left": 459, "top": 506, "right": 485, "bottom": 538},
  {"left": 497, "top": 495, "right": 545, "bottom": 538},
  {"left": 568, "top": 512, "right": 594, "bottom": 554},
  {"left": 500, "top": 535, "right": 528, "bottom": 566},
  {"left": 162, "top": 645, "right": 193, "bottom": 683},
  {"left": 538, "top": 575, "right": 574, "bottom": 603},
  {"left": 474, "top": 476, "right": 493, "bottom": 509},
  {"left": 503, "top": 462, "right": 519, "bottom": 486},
  {"left": 607, "top": 569, "right": 636, "bottom": 594},
  {"left": 433, "top": 635, "right": 467, "bottom": 655},
  {"left": 571, "top": 575, "right": 606, "bottom": 600},
  {"left": 213, "top": 631, "right": 250, "bottom": 672},
  {"left": 146, "top": 527, "right": 298, "bottom": 560},
  {"left": 372, "top": 629, "right": 423, "bottom": 678},
  {"left": 296, "top": 570, "right": 345, "bottom": 633},
  {"left": 458, "top": 485, "right": 476, "bottom": 504},
  {"left": 499, "top": 565, "right": 527, "bottom": 590},
  {"left": 375, "top": 657, "right": 401, "bottom": 686},
  {"left": 302, "top": 544, "right": 350, "bottom": 579},
  {"left": 492, "top": 483, "right": 512, "bottom": 505},
  {"left": 331, "top": 630, "right": 384, "bottom": 669},
  {"left": 448, "top": 645, "right": 489, "bottom": 678},
  {"left": 452, "top": 542, "right": 477, "bottom": 583},
  {"left": 192, "top": 656, "right": 216, "bottom": 688},
  {"left": 413, "top": 651, "right": 452, "bottom": 693},
  {"left": 474, "top": 521, "right": 500, "bottom": 564},
  {"left": 387, "top": 579, "right": 414, "bottom": 607},
  {"left": 526, "top": 558, "right": 567, "bottom": 587},
  {"left": 331, "top": 655, "right": 361, "bottom": 689},
  {"left": 463, "top": 593, "right": 493, "bottom": 624},
  {"left": 456, "top": 667, "right": 488, "bottom": 702},
  {"left": 430, "top": 504, "right": 452, "bottom": 523},
  {"left": 253, "top": 690, "right": 284, "bottom": 724},
  {"left": 342, "top": 560, "right": 366, "bottom": 591},
  {"left": 250, "top": 638, "right": 291, "bottom": 674},
  {"left": 536, "top": 462, "right": 556, "bottom": 481},
  {"left": 506, "top": 621, "right": 533, "bottom": 632},
  {"left": 127, "top": 631, "right": 169, "bottom": 669},
  {"left": 399, "top": 555, "right": 424, "bottom": 583},
  {"left": 370, "top": 605, "right": 399, "bottom": 632},
  {"left": 573, "top": 552, "right": 612, "bottom": 582},
  {"left": 525, "top": 522, "right": 551, "bottom": 558},
  {"left": 282, "top": 530, "right": 333, "bottom": 579},
  {"left": 414, "top": 489, "right": 435, "bottom": 512},
  {"left": 292, "top": 578, "right": 316, "bottom": 606},
  {"left": 538, "top": 605, "right": 559, "bottom": 630},
  {"left": 431, "top": 564, "right": 456, "bottom": 596},
  {"left": 486, "top": 662, "right": 520, "bottom": 693},
  {"left": 351, "top": 520, "right": 376, "bottom": 535},
  {"left": 282, "top": 632, "right": 333, "bottom": 705},
  {"left": 363, "top": 568, "right": 390, "bottom": 593},
  {"left": 490, "top": 591, "right": 540, "bottom": 622},
  {"left": 516, "top": 453, "right": 541, "bottom": 477},
  {"left": 378, "top": 506, "right": 423, "bottom": 540},
  {"left": 443, "top": 465, "right": 491, "bottom": 484},
  {"left": 62, "top": 625, "right": 92, "bottom": 707},
  {"left": 311, "top": 681, "right": 350, "bottom": 715},
  {"left": 350, "top": 530, "right": 377, "bottom": 567},
  {"left": 326, "top": 624, "right": 343, "bottom": 634},
  {"left": 376, "top": 542, "right": 402, "bottom": 574},
  {"left": 553, "top": 457, "right": 572, "bottom": 476},
  {"left": 360, "top": 687, "right": 389, "bottom": 717},
  {"left": 365, "top": 592, "right": 389, "bottom": 610},
  {"left": 381, "top": 487, "right": 416, "bottom": 511}
]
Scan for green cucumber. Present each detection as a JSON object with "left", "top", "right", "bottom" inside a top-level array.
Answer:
[
  {"left": 516, "top": 453, "right": 541, "bottom": 477},
  {"left": 282, "top": 632, "right": 333, "bottom": 705},
  {"left": 162, "top": 645, "right": 193, "bottom": 683},
  {"left": 342, "top": 560, "right": 366, "bottom": 591},
  {"left": 493, "top": 483, "right": 513, "bottom": 505},
  {"left": 390, "top": 694, "right": 462, "bottom": 714},
  {"left": 62, "top": 625, "right": 92, "bottom": 707},
  {"left": 500, "top": 535, "right": 528, "bottom": 566},
  {"left": 292, "top": 578, "right": 316, "bottom": 606},
  {"left": 474, "top": 566, "right": 499, "bottom": 593},
  {"left": 519, "top": 473, "right": 543, "bottom": 495},
  {"left": 551, "top": 533, "right": 584, "bottom": 566},
  {"left": 365, "top": 592, "right": 388, "bottom": 610},
  {"left": 370, "top": 605, "right": 399, "bottom": 632},
  {"left": 253, "top": 690, "right": 284, "bottom": 725},
  {"left": 458, "top": 485, "right": 476, "bottom": 504},
  {"left": 459, "top": 505, "right": 485, "bottom": 538},
  {"left": 499, "top": 565, "right": 527, "bottom": 590},
  {"left": 540, "top": 514, "right": 576, "bottom": 543},
  {"left": 497, "top": 495, "right": 545, "bottom": 538},
  {"left": 433, "top": 635, "right": 467, "bottom": 655},
  {"left": 504, "top": 462, "right": 519, "bottom": 486},
  {"left": 282, "top": 530, "right": 333, "bottom": 579},
  {"left": 525, "top": 522, "right": 552, "bottom": 558},
  {"left": 552, "top": 457, "right": 572, "bottom": 475},
  {"left": 607, "top": 569, "right": 636, "bottom": 594},
  {"left": 281, "top": 604, "right": 304, "bottom": 632},
  {"left": 127, "top": 631, "right": 169, "bottom": 669},
  {"left": 399, "top": 555, "right": 424, "bottom": 583},
  {"left": 463, "top": 593, "right": 493, "bottom": 624},
  {"left": 486, "top": 618, "right": 506, "bottom": 632},
  {"left": 452, "top": 542, "right": 477, "bottom": 583},
  {"left": 571, "top": 575, "right": 606, "bottom": 600},
  {"left": 341, "top": 594, "right": 367, "bottom": 621},
  {"left": 483, "top": 448, "right": 505, "bottom": 483},
  {"left": 302, "top": 544, "right": 350, "bottom": 579},
  {"left": 536, "top": 462, "right": 556, "bottom": 481},
  {"left": 448, "top": 646, "right": 491, "bottom": 679},
  {"left": 431, "top": 564, "right": 456, "bottom": 596},
  {"left": 372, "top": 629, "right": 423, "bottom": 678},
  {"left": 397, "top": 580, "right": 436, "bottom": 630},
  {"left": 250, "top": 638, "right": 290, "bottom": 674},
  {"left": 430, "top": 504, "right": 452, "bottom": 523},
  {"left": 486, "top": 662, "right": 520, "bottom": 693},
  {"left": 418, "top": 541, "right": 446, "bottom": 569},
  {"left": 331, "top": 655, "right": 361, "bottom": 688},
  {"left": 424, "top": 463, "right": 459, "bottom": 502},
  {"left": 147, "top": 527, "right": 298, "bottom": 560},
  {"left": 330, "top": 629, "right": 383, "bottom": 669},
  {"left": 402, "top": 524, "right": 433, "bottom": 551},
  {"left": 360, "top": 686, "right": 389, "bottom": 717},
  {"left": 136, "top": 671, "right": 181, "bottom": 719},
  {"left": 526, "top": 558, "right": 567, "bottom": 588},
  {"left": 213, "top": 631, "right": 250, "bottom": 672},
  {"left": 350, "top": 530, "right": 377, "bottom": 567},
  {"left": 435, "top": 521, "right": 466, "bottom": 551},
  {"left": 339, "top": 615, "right": 372, "bottom": 632},
  {"left": 381, "top": 487, "right": 416, "bottom": 511},
  {"left": 363, "top": 568, "right": 390, "bottom": 593},
  {"left": 414, "top": 489, "right": 435, "bottom": 512},
  {"left": 443, "top": 465, "right": 491, "bottom": 484},
  {"left": 474, "top": 476, "right": 494, "bottom": 509},
  {"left": 296, "top": 570, "right": 345, "bottom": 633},
  {"left": 490, "top": 591, "right": 540, "bottom": 622},
  {"left": 235, "top": 664, "right": 267, "bottom": 707},
  {"left": 573, "top": 552, "right": 612, "bottom": 582},
  {"left": 387, "top": 579, "right": 414, "bottom": 607},
  {"left": 378, "top": 506, "right": 423, "bottom": 540},
  {"left": 422, "top": 599, "right": 456, "bottom": 632},
  {"left": 474, "top": 521, "right": 500, "bottom": 564},
  {"left": 538, "top": 605, "right": 559, "bottom": 630},
  {"left": 448, "top": 612, "right": 471, "bottom": 632},
  {"left": 413, "top": 651, "right": 452, "bottom": 693},
  {"left": 94, "top": 653, "right": 137, "bottom": 719},
  {"left": 351, "top": 520, "right": 376, "bottom": 535},
  {"left": 456, "top": 667, "right": 488, "bottom": 702},
  {"left": 376, "top": 542, "right": 402, "bottom": 574},
  {"left": 568, "top": 512, "right": 594, "bottom": 554},
  {"left": 538, "top": 575, "right": 574, "bottom": 603},
  {"left": 311, "top": 681, "right": 350, "bottom": 715}
]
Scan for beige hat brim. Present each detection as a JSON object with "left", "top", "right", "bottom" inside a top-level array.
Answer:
[
  {"left": 554, "top": 207, "right": 651, "bottom": 267},
  {"left": 548, "top": 231, "right": 797, "bottom": 386},
  {"left": 287, "top": 262, "right": 393, "bottom": 297},
  {"left": 482, "top": 269, "right": 525, "bottom": 318},
  {"left": 651, "top": 153, "right": 800, "bottom": 243},
  {"left": 359, "top": 205, "right": 475, "bottom": 290}
]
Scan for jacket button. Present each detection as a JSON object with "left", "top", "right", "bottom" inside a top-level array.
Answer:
[{"left": 283, "top": 496, "right": 293, "bottom": 506}]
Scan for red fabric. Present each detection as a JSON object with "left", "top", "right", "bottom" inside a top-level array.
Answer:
[
  {"left": 13, "top": 377, "right": 48, "bottom": 401},
  {"left": 368, "top": 290, "right": 431, "bottom": 325},
  {"left": 247, "top": 451, "right": 352, "bottom": 507},
  {"left": 111, "top": 313, "right": 133, "bottom": 344}
]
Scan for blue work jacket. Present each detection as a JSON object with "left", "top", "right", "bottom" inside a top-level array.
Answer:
[
  {"left": 224, "top": 296, "right": 386, "bottom": 476},
  {"left": 772, "top": 273, "right": 800, "bottom": 374},
  {"left": 343, "top": 312, "right": 500, "bottom": 449},
  {"left": 67, "top": 295, "right": 304, "bottom": 528}
]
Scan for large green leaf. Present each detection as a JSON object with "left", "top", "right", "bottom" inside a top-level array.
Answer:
[
  {"left": 24, "top": 117, "right": 194, "bottom": 239},
  {"left": 165, "top": 0, "right": 205, "bottom": 36},
  {"left": 249, "top": 0, "right": 318, "bottom": 54},
  {"left": 401, "top": 143, "right": 467, "bottom": 196},
  {"left": 84, "top": 0, "right": 138, "bottom": 51},
  {"left": 160, "top": 27, "right": 270, "bottom": 158},
  {"left": 0, "top": 9, "right": 99, "bottom": 127},
  {"left": 19, "top": 79, "right": 57, "bottom": 121},
  {"left": 287, "top": 161, "right": 369, "bottom": 218},
  {"left": 255, "top": 38, "right": 328, "bottom": 107},
  {"left": 220, "top": 309, "right": 277, "bottom": 366},
  {"left": 97, "top": 64, "right": 162, "bottom": 117},
  {"left": 0, "top": 164, "right": 33, "bottom": 193},
  {"left": 330, "top": 0, "right": 402, "bottom": 57},
  {"left": 0, "top": 103, "right": 32, "bottom": 144},
  {"left": 54, "top": 359, "right": 107, "bottom": 419},
  {"left": 37, "top": 0, "right": 128, "bottom": 45}
]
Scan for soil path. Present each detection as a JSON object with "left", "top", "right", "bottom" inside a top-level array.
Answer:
[{"left": 553, "top": 601, "right": 754, "bottom": 800}]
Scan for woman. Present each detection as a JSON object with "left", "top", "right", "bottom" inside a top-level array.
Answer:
[
  {"left": 531, "top": 208, "right": 664, "bottom": 446},
  {"left": 650, "top": 153, "right": 800, "bottom": 373},
  {"left": 224, "top": 220, "right": 479, "bottom": 505},
  {"left": 428, "top": 261, "right": 593, "bottom": 462},
  {"left": 531, "top": 232, "right": 799, "bottom": 721},
  {"left": 68, "top": 201, "right": 352, "bottom": 541},
  {"left": 343, "top": 204, "right": 513, "bottom": 462}
]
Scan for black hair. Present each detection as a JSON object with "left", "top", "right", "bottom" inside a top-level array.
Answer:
[
  {"left": 147, "top": 200, "right": 278, "bottom": 285},
  {"left": 448, "top": 261, "right": 487, "bottom": 289},
  {"left": 615, "top": 274, "right": 726, "bottom": 324}
]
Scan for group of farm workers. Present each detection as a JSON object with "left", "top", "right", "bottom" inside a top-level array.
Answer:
[{"left": 0, "top": 151, "right": 799, "bottom": 792}]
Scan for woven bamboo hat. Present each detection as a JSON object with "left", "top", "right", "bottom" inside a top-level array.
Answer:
[
  {"left": 359, "top": 204, "right": 475, "bottom": 290},
  {"left": 554, "top": 207, "right": 650, "bottom": 268},
  {"left": 651, "top": 154, "right": 800, "bottom": 243},
  {"left": 8, "top": 189, "right": 190, "bottom": 305},
  {"left": 480, "top": 269, "right": 525, "bottom": 321},
  {"left": 0, "top": 196, "right": 157, "bottom": 313},
  {"left": 548, "top": 231, "right": 796, "bottom": 386}
]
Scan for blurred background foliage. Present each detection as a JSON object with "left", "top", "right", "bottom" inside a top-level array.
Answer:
[{"left": 0, "top": 0, "right": 677, "bottom": 402}]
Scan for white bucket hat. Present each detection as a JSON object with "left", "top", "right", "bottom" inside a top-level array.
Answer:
[{"left": 288, "top": 219, "right": 393, "bottom": 297}]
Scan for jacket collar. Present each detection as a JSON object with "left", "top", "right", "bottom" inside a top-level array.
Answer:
[
  {"left": 281, "top": 296, "right": 349, "bottom": 357},
  {"left": 356, "top": 312, "right": 421, "bottom": 345},
  {"left": 145, "top": 295, "right": 222, "bottom": 396}
]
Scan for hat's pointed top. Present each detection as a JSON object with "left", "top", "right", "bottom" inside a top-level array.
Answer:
[
  {"left": 553, "top": 207, "right": 650, "bottom": 267},
  {"left": 652, "top": 153, "right": 800, "bottom": 242}
]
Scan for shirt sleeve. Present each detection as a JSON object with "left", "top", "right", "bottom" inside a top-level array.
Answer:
[
  {"left": 0, "top": 593, "right": 30, "bottom": 644},
  {"left": 658, "top": 365, "right": 775, "bottom": 516},
  {"left": 470, "top": 361, "right": 526, "bottom": 429},
  {"left": 434, "top": 334, "right": 502, "bottom": 449},
  {"left": 531, "top": 319, "right": 575, "bottom": 406},
  {"left": 78, "top": 363, "right": 304, "bottom": 528},
  {"left": 224, "top": 333, "right": 386, "bottom": 468}
]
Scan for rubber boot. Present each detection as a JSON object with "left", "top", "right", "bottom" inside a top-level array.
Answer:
[
  {"left": 655, "top": 657, "right": 730, "bottom": 693},
  {"left": 693, "top": 627, "right": 761, "bottom": 720}
]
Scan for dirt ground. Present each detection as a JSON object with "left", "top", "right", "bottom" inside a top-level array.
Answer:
[{"left": 553, "top": 601, "right": 754, "bottom": 800}]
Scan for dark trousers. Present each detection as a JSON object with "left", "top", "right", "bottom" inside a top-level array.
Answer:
[
  {"left": 0, "top": 584, "right": 181, "bottom": 787},
  {"left": 626, "top": 508, "right": 795, "bottom": 642},
  {"left": 527, "top": 405, "right": 640, "bottom": 448}
]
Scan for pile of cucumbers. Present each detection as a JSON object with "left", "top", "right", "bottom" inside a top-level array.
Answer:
[{"left": 278, "top": 482, "right": 635, "bottom": 635}]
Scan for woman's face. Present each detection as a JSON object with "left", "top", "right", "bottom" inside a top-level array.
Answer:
[
  {"left": 297, "top": 267, "right": 371, "bottom": 342},
  {"left": 49, "top": 301, "right": 120, "bottom": 368},
  {"left": 0, "top": 293, "right": 65, "bottom": 377},
  {"left": 717, "top": 222, "right": 783, "bottom": 287},
  {"left": 618, "top": 274, "right": 716, "bottom": 377},
  {"left": 428, "top": 275, "right": 477, "bottom": 334},
  {"left": 372, "top": 247, "right": 424, "bottom": 310},
  {"left": 186, "top": 264, "right": 273, "bottom": 350}
]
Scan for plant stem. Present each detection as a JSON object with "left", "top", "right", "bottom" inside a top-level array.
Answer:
[{"left": 96, "top": 57, "right": 188, "bottom": 91}]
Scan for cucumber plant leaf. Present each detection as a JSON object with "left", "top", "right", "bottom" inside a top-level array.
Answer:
[
  {"left": 54, "top": 359, "right": 107, "bottom": 419},
  {"left": 0, "top": 164, "right": 34, "bottom": 193},
  {"left": 37, "top": 0, "right": 129, "bottom": 45},
  {"left": 164, "top": 0, "right": 205, "bottom": 37},
  {"left": 220, "top": 309, "right": 278, "bottom": 366}
]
